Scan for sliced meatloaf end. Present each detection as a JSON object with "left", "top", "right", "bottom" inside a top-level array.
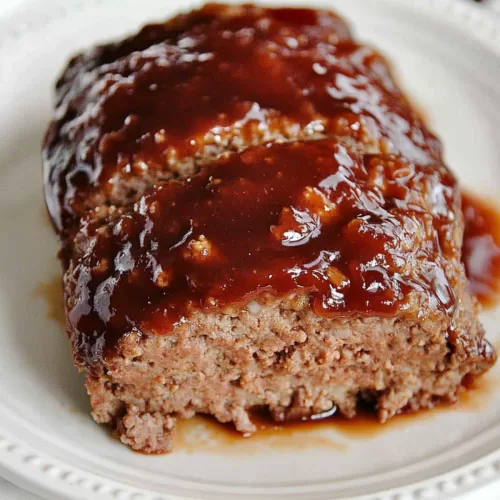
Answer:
[{"left": 64, "top": 140, "right": 495, "bottom": 453}]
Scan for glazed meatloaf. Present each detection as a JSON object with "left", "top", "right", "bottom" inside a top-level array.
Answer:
[{"left": 43, "top": 3, "right": 495, "bottom": 453}]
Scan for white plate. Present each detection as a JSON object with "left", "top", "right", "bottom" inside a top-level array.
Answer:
[{"left": 1, "top": 0, "right": 500, "bottom": 498}]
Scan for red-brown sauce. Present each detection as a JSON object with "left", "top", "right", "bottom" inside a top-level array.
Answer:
[
  {"left": 43, "top": 4, "right": 439, "bottom": 235},
  {"left": 40, "top": 191, "right": 500, "bottom": 315},
  {"left": 68, "top": 140, "right": 459, "bottom": 365},
  {"left": 462, "top": 192, "right": 500, "bottom": 308}
]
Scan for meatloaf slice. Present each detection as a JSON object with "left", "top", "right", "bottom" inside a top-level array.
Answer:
[{"left": 64, "top": 140, "right": 494, "bottom": 453}]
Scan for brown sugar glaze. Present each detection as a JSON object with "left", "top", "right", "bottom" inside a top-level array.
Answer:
[
  {"left": 68, "top": 140, "right": 460, "bottom": 365},
  {"left": 43, "top": 4, "right": 440, "bottom": 235}
]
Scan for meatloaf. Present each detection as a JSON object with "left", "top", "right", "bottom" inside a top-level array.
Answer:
[{"left": 43, "top": 3, "right": 496, "bottom": 453}]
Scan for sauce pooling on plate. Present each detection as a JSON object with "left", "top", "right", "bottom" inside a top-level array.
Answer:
[{"left": 462, "top": 192, "right": 500, "bottom": 307}]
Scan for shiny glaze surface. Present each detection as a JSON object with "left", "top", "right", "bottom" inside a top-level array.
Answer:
[
  {"left": 34, "top": 277, "right": 65, "bottom": 328},
  {"left": 43, "top": 3, "right": 440, "bottom": 234},
  {"left": 68, "top": 140, "right": 459, "bottom": 365},
  {"left": 462, "top": 193, "right": 500, "bottom": 307}
]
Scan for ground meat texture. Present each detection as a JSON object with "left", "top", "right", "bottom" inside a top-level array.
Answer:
[{"left": 44, "top": 3, "right": 496, "bottom": 453}]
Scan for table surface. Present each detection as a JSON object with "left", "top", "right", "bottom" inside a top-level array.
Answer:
[{"left": 1, "top": 0, "right": 500, "bottom": 498}]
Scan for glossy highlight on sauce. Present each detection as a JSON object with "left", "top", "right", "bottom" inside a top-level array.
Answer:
[
  {"left": 462, "top": 192, "right": 500, "bottom": 307},
  {"left": 43, "top": 3, "right": 440, "bottom": 235},
  {"left": 68, "top": 140, "right": 459, "bottom": 365}
]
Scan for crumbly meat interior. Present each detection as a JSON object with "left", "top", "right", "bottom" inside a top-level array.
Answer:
[
  {"left": 87, "top": 302, "right": 488, "bottom": 454},
  {"left": 43, "top": 3, "right": 496, "bottom": 453}
]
